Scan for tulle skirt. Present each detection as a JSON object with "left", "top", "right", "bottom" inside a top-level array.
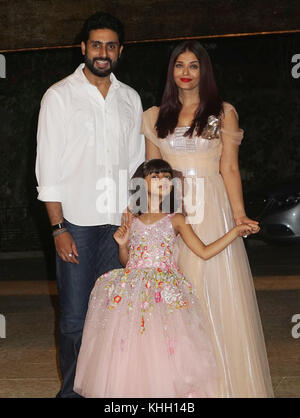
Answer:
[
  {"left": 74, "top": 267, "right": 219, "bottom": 398},
  {"left": 177, "top": 173, "right": 274, "bottom": 397}
]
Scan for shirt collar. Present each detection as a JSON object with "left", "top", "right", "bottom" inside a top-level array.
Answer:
[{"left": 75, "top": 63, "right": 121, "bottom": 90}]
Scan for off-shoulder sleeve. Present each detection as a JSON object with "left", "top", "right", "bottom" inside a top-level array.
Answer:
[
  {"left": 220, "top": 102, "right": 244, "bottom": 145},
  {"left": 142, "top": 106, "right": 161, "bottom": 147}
]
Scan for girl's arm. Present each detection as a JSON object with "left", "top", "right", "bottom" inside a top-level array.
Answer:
[
  {"left": 118, "top": 244, "right": 129, "bottom": 267},
  {"left": 113, "top": 225, "right": 130, "bottom": 266},
  {"left": 220, "top": 108, "right": 259, "bottom": 228},
  {"left": 172, "top": 214, "right": 254, "bottom": 260}
]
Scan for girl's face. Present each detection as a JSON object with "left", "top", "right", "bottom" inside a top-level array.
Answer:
[
  {"left": 173, "top": 50, "right": 200, "bottom": 91},
  {"left": 145, "top": 172, "right": 173, "bottom": 201}
]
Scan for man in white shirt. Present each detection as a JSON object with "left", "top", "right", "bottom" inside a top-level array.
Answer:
[{"left": 35, "top": 12, "right": 145, "bottom": 397}]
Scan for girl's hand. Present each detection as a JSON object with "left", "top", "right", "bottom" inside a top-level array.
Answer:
[
  {"left": 235, "top": 223, "right": 260, "bottom": 237},
  {"left": 235, "top": 215, "right": 260, "bottom": 233},
  {"left": 121, "top": 207, "right": 133, "bottom": 227},
  {"left": 113, "top": 224, "right": 130, "bottom": 247}
]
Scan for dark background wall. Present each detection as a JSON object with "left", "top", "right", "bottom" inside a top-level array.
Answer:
[
  {"left": 0, "top": 1, "right": 299, "bottom": 252},
  {"left": 1, "top": 0, "right": 299, "bottom": 51}
]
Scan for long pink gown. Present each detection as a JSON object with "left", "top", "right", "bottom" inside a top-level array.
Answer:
[
  {"left": 142, "top": 103, "right": 274, "bottom": 397},
  {"left": 74, "top": 214, "right": 219, "bottom": 398}
]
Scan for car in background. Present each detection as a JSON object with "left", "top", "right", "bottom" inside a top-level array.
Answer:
[{"left": 244, "top": 179, "right": 300, "bottom": 243}]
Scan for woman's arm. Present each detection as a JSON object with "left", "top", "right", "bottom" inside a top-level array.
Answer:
[
  {"left": 172, "top": 214, "right": 253, "bottom": 260},
  {"left": 220, "top": 108, "right": 258, "bottom": 227},
  {"left": 143, "top": 107, "right": 162, "bottom": 160},
  {"left": 145, "top": 137, "right": 162, "bottom": 160}
]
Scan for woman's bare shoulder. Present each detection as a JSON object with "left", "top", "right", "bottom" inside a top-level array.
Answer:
[
  {"left": 143, "top": 105, "right": 160, "bottom": 118},
  {"left": 222, "top": 101, "right": 239, "bottom": 118}
]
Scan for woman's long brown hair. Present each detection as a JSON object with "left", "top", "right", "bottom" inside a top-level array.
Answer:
[{"left": 156, "top": 40, "right": 223, "bottom": 138}]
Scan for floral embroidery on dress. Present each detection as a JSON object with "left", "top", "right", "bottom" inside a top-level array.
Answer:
[{"left": 99, "top": 215, "right": 194, "bottom": 334}]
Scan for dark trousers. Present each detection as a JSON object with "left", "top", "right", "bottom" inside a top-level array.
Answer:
[{"left": 55, "top": 219, "right": 122, "bottom": 398}]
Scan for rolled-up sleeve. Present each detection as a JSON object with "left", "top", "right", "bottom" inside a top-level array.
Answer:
[{"left": 35, "top": 89, "right": 65, "bottom": 202}]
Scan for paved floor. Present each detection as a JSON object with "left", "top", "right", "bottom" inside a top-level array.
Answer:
[{"left": 0, "top": 241, "right": 300, "bottom": 398}]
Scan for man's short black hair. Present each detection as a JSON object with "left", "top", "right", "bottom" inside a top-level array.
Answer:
[{"left": 81, "top": 12, "right": 124, "bottom": 45}]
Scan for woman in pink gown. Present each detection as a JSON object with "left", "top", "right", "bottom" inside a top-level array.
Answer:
[{"left": 142, "top": 40, "right": 274, "bottom": 397}]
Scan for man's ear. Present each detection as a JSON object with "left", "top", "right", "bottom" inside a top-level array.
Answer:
[
  {"left": 119, "top": 45, "right": 124, "bottom": 58},
  {"left": 81, "top": 41, "right": 86, "bottom": 56}
]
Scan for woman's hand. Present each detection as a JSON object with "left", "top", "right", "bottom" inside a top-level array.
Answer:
[
  {"left": 54, "top": 231, "right": 79, "bottom": 264},
  {"left": 113, "top": 224, "right": 130, "bottom": 247},
  {"left": 235, "top": 215, "right": 260, "bottom": 234},
  {"left": 235, "top": 223, "right": 260, "bottom": 237}
]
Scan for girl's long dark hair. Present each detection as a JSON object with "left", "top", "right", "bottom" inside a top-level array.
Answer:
[
  {"left": 131, "top": 159, "right": 174, "bottom": 180},
  {"left": 156, "top": 40, "right": 223, "bottom": 138}
]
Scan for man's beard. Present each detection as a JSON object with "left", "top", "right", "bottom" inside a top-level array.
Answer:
[{"left": 84, "top": 55, "right": 120, "bottom": 78}]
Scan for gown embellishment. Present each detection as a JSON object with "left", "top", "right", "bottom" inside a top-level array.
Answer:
[{"left": 201, "top": 115, "right": 220, "bottom": 140}]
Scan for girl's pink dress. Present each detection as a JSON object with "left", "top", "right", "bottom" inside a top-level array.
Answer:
[{"left": 74, "top": 214, "right": 219, "bottom": 398}]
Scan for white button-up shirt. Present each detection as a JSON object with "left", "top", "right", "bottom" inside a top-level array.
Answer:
[{"left": 35, "top": 64, "right": 145, "bottom": 226}]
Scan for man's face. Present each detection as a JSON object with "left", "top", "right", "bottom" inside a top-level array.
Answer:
[{"left": 81, "top": 28, "right": 123, "bottom": 78}]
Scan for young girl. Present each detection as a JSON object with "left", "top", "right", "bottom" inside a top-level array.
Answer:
[{"left": 73, "top": 159, "right": 257, "bottom": 398}]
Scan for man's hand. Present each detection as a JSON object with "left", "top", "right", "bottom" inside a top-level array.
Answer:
[{"left": 54, "top": 231, "right": 79, "bottom": 264}]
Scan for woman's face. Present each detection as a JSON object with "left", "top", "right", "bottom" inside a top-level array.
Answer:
[{"left": 173, "top": 50, "right": 200, "bottom": 91}]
